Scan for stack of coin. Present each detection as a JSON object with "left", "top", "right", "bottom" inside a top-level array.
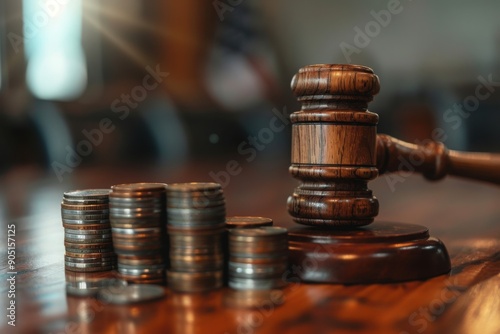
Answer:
[
  {"left": 224, "top": 217, "right": 274, "bottom": 284},
  {"left": 109, "top": 183, "right": 167, "bottom": 285},
  {"left": 166, "top": 182, "right": 225, "bottom": 292},
  {"left": 228, "top": 226, "right": 288, "bottom": 290},
  {"left": 62, "top": 189, "right": 116, "bottom": 273}
]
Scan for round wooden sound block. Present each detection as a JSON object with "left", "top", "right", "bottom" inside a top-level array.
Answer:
[{"left": 288, "top": 222, "right": 451, "bottom": 284}]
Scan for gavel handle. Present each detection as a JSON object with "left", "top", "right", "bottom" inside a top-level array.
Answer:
[{"left": 376, "top": 134, "right": 500, "bottom": 185}]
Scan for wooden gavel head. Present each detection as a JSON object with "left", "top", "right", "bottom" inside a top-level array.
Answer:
[
  {"left": 287, "top": 64, "right": 500, "bottom": 228},
  {"left": 287, "top": 64, "right": 381, "bottom": 227}
]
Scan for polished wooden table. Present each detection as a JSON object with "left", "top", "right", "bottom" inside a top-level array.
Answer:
[{"left": 1, "top": 162, "right": 499, "bottom": 334}]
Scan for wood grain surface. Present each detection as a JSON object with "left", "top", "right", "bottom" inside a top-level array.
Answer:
[{"left": 0, "top": 162, "right": 499, "bottom": 334}]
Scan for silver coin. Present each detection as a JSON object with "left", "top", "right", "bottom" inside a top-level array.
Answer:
[
  {"left": 109, "top": 212, "right": 163, "bottom": 219},
  {"left": 167, "top": 216, "right": 223, "bottom": 222},
  {"left": 62, "top": 218, "right": 111, "bottom": 225},
  {"left": 65, "top": 256, "right": 116, "bottom": 264},
  {"left": 65, "top": 246, "right": 114, "bottom": 254},
  {"left": 110, "top": 207, "right": 163, "bottom": 213},
  {"left": 65, "top": 261, "right": 116, "bottom": 268},
  {"left": 167, "top": 218, "right": 225, "bottom": 226},
  {"left": 167, "top": 198, "right": 225, "bottom": 207},
  {"left": 66, "top": 278, "right": 124, "bottom": 289},
  {"left": 110, "top": 216, "right": 162, "bottom": 223},
  {"left": 66, "top": 284, "right": 99, "bottom": 297},
  {"left": 67, "top": 278, "right": 127, "bottom": 296},
  {"left": 64, "top": 189, "right": 111, "bottom": 199},
  {"left": 97, "top": 284, "right": 165, "bottom": 304},
  {"left": 228, "top": 277, "right": 287, "bottom": 290},
  {"left": 64, "top": 233, "right": 112, "bottom": 240},
  {"left": 118, "top": 267, "right": 164, "bottom": 276},
  {"left": 168, "top": 207, "right": 225, "bottom": 215},
  {"left": 167, "top": 188, "right": 223, "bottom": 196},
  {"left": 228, "top": 261, "right": 288, "bottom": 278},
  {"left": 63, "top": 199, "right": 108, "bottom": 206},
  {"left": 117, "top": 263, "right": 165, "bottom": 271},
  {"left": 167, "top": 224, "right": 226, "bottom": 233},
  {"left": 109, "top": 204, "right": 164, "bottom": 211},
  {"left": 113, "top": 249, "right": 160, "bottom": 256},
  {"left": 61, "top": 208, "right": 109, "bottom": 213},
  {"left": 167, "top": 215, "right": 225, "bottom": 222},
  {"left": 64, "top": 228, "right": 112, "bottom": 235},
  {"left": 65, "top": 266, "right": 114, "bottom": 273},
  {"left": 167, "top": 236, "right": 225, "bottom": 247},
  {"left": 111, "top": 219, "right": 164, "bottom": 228},
  {"left": 170, "top": 245, "right": 222, "bottom": 256},
  {"left": 167, "top": 199, "right": 226, "bottom": 209},
  {"left": 62, "top": 214, "right": 110, "bottom": 221},
  {"left": 168, "top": 206, "right": 225, "bottom": 214},
  {"left": 112, "top": 227, "right": 162, "bottom": 236}
]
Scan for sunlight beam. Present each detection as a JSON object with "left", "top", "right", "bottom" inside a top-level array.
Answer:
[{"left": 83, "top": 13, "right": 151, "bottom": 68}]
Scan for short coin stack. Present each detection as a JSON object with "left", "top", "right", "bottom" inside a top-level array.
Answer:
[
  {"left": 228, "top": 226, "right": 288, "bottom": 290},
  {"left": 166, "top": 182, "right": 226, "bottom": 292},
  {"left": 62, "top": 189, "right": 116, "bottom": 273},
  {"left": 109, "top": 183, "right": 167, "bottom": 285}
]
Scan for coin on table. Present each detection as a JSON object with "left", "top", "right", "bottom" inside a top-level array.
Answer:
[
  {"left": 97, "top": 284, "right": 165, "bottom": 304},
  {"left": 66, "top": 278, "right": 127, "bottom": 297}
]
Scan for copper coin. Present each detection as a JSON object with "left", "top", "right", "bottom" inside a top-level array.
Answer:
[
  {"left": 65, "top": 251, "right": 116, "bottom": 259},
  {"left": 63, "top": 223, "right": 111, "bottom": 230},
  {"left": 61, "top": 203, "right": 109, "bottom": 211},
  {"left": 226, "top": 216, "right": 273, "bottom": 229},
  {"left": 111, "top": 183, "right": 167, "bottom": 192}
]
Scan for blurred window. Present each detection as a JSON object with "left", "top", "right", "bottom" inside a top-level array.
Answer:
[{"left": 23, "top": 0, "right": 86, "bottom": 100}]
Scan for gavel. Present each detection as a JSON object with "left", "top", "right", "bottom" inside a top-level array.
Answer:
[{"left": 287, "top": 64, "right": 500, "bottom": 228}]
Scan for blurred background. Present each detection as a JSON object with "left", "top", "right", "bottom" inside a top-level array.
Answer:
[{"left": 1, "top": 0, "right": 500, "bottom": 221}]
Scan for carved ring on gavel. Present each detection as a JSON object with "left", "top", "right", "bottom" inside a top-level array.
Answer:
[{"left": 287, "top": 64, "right": 500, "bottom": 228}]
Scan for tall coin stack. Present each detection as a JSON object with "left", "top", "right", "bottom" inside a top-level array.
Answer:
[
  {"left": 62, "top": 189, "right": 116, "bottom": 273},
  {"left": 166, "top": 183, "right": 226, "bottom": 292},
  {"left": 228, "top": 226, "right": 288, "bottom": 290},
  {"left": 109, "top": 183, "right": 167, "bottom": 285}
]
